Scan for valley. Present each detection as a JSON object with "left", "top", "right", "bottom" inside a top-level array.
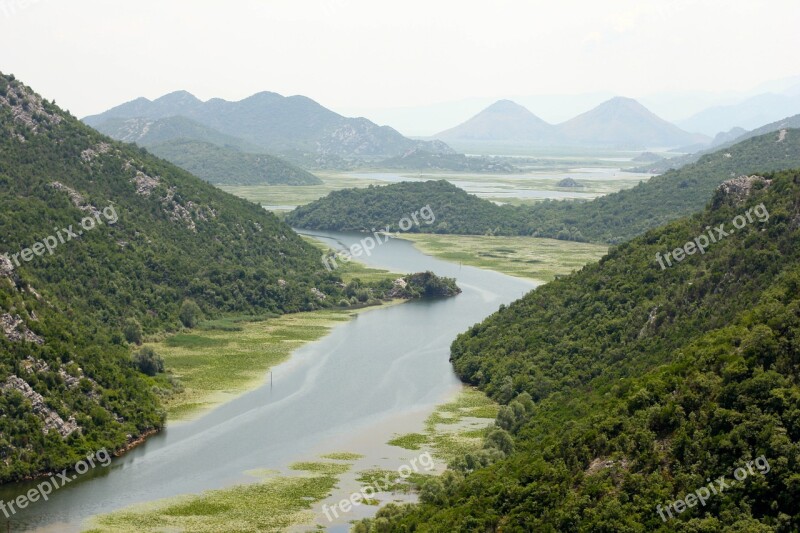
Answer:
[{"left": 3, "top": 4, "right": 800, "bottom": 530}]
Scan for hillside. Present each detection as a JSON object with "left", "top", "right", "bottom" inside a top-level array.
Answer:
[
  {"left": 289, "top": 130, "right": 800, "bottom": 244},
  {"left": 84, "top": 91, "right": 455, "bottom": 166},
  {"left": 631, "top": 114, "right": 800, "bottom": 174},
  {"left": 0, "top": 73, "right": 382, "bottom": 482},
  {"left": 435, "top": 100, "right": 558, "bottom": 143},
  {"left": 355, "top": 169, "right": 800, "bottom": 532},
  {"left": 146, "top": 139, "right": 322, "bottom": 185},
  {"left": 522, "top": 128, "right": 800, "bottom": 242},
  {"left": 90, "top": 115, "right": 259, "bottom": 152},
  {"left": 557, "top": 96, "right": 707, "bottom": 148},
  {"left": 285, "top": 180, "right": 526, "bottom": 235}
]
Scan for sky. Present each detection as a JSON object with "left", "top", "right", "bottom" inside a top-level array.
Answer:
[{"left": 1, "top": 0, "right": 799, "bottom": 134}]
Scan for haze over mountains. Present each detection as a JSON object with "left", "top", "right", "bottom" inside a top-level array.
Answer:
[
  {"left": 84, "top": 91, "right": 454, "bottom": 167},
  {"left": 677, "top": 89, "right": 800, "bottom": 135},
  {"left": 435, "top": 96, "right": 708, "bottom": 149}
]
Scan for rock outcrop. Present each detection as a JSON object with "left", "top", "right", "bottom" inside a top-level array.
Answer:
[{"left": 1, "top": 376, "right": 80, "bottom": 437}]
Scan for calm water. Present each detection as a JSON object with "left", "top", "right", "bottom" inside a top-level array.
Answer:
[{"left": 1, "top": 230, "right": 537, "bottom": 532}]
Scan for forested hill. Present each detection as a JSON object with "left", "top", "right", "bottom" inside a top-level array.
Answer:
[
  {"left": 289, "top": 129, "right": 800, "bottom": 244},
  {"left": 356, "top": 170, "right": 800, "bottom": 531},
  {"left": 522, "top": 127, "right": 800, "bottom": 242},
  {"left": 286, "top": 180, "right": 528, "bottom": 235},
  {"left": 0, "top": 72, "right": 347, "bottom": 482}
]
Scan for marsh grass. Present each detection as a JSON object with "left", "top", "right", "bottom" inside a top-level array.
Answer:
[
  {"left": 386, "top": 388, "right": 499, "bottom": 466},
  {"left": 87, "top": 467, "right": 348, "bottom": 533},
  {"left": 399, "top": 234, "right": 607, "bottom": 282}
]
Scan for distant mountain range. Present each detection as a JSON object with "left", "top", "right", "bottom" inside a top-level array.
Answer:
[
  {"left": 84, "top": 91, "right": 454, "bottom": 167},
  {"left": 677, "top": 90, "right": 800, "bottom": 136},
  {"left": 435, "top": 97, "right": 708, "bottom": 149}
]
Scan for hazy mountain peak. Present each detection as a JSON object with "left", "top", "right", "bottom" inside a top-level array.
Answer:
[
  {"left": 435, "top": 99, "right": 555, "bottom": 143},
  {"left": 154, "top": 90, "right": 201, "bottom": 105},
  {"left": 558, "top": 96, "right": 706, "bottom": 148}
]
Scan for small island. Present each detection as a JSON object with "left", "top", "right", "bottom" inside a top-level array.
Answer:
[
  {"left": 391, "top": 271, "right": 461, "bottom": 298},
  {"left": 556, "top": 177, "right": 583, "bottom": 188}
]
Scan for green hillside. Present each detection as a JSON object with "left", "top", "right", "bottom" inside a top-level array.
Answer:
[
  {"left": 289, "top": 129, "right": 800, "bottom": 244},
  {"left": 286, "top": 180, "right": 527, "bottom": 235},
  {"left": 147, "top": 139, "right": 322, "bottom": 185},
  {"left": 355, "top": 169, "right": 800, "bottom": 531},
  {"left": 0, "top": 72, "right": 381, "bottom": 482}
]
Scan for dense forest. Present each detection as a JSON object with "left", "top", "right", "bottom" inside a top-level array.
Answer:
[
  {"left": 288, "top": 129, "right": 800, "bottom": 244},
  {"left": 355, "top": 169, "right": 800, "bottom": 531},
  {"left": 287, "top": 179, "right": 529, "bottom": 235},
  {"left": 0, "top": 73, "right": 433, "bottom": 482}
]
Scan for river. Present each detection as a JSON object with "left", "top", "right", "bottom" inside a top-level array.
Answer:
[{"left": 0, "top": 230, "right": 537, "bottom": 532}]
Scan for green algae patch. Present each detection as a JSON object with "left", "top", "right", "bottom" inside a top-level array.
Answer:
[
  {"left": 320, "top": 452, "right": 364, "bottom": 461},
  {"left": 387, "top": 432, "right": 428, "bottom": 450},
  {"left": 385, "top": 388, "right": 499, "bottom": 466}
]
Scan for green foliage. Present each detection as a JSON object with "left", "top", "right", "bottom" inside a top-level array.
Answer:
[
  {"left": 147, "top": 139, "right": 322, "bottom": 185},
  {"left": 395, "top": 271, "right": 461, "bottom": 298},
  {"left": 0, "top": 72, "right": 415, "bottom": 483},
  {"left": 132, "top": 347, "right": 164, "bottom": 376},
  {"left": 179, "top": 299, "right": 203, "bottom": 328},
  {"left": 287, "top": 180, "right": 531, "bottom": 235},
  {"left": 122, "top": 317, "right": 143, "bottom": 345},
  {"left": 358, "top": 169, "right": 800, "bottom": 530}
]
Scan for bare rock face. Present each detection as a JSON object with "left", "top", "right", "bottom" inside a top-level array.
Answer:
[
  {"left": 1, "top": 313, "right": 44, "bottom": 344},
  {"left": 1, "top": 376, "right": 80, "bottom": 437},
  {"left": 0, "top": 255, "right": 14, "bottom": 277},
  {"left": 714, "top": 175, "right": 772, "bottom": 207},
  {"left": 80, "top": 141, "right": 112, "bottom": 162},
  {"left": 49, "top": 181, "right": 101, "bottom": 218},
  {"left": 130, "top": 168, "right": 161, "bottom": 197},
  {"left": 0, "top": 78, "right": 62, "bottom": 135}
]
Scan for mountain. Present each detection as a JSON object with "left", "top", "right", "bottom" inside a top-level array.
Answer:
[
  {"left": 91, "top": 115, "right": 260, "bottom": 152},
  {"left": 146, "top": 139, "right": 322, "bottom": 185},
  {"left": 632, "top": 113, "right": 800, "bottom": 174},
  {"left": 289, "top": 129, "right": 800, "bottom": 244},
  {"left": 678, "top": 92, "right": 800, "bottom": 136},
  {"left": 0, "top": 72, "right": 386, "bottom": 481},
  {"left": 557, "top": 96, "right": 708, "bottom": 148},
  {"left": 434, "top": 100, "right": 558, "bottom": 143},
  {"left": 84, "top": 91, "right": 455, "bottom": 166},
  {"left": 90, "top": 115, "right": 321, "bottom": 185},
  {"left": 356, "top": 169, "right": 800, "bottom": 532},
  {"left": 710, "top": 126, "right": 748, "bottom": 147}
]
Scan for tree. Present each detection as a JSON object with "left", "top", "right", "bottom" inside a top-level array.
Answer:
[
  {"left": 132, "top": 347, "right": 164, "bottom": 376},
  {"left": 123, "top": 317, "right": 143, "bottom": 345},
  {"left": 179, "top": 299, "right": 202, "bottom": 328}
]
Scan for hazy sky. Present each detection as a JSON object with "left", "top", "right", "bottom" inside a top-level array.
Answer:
[{"left": 2, "top": 0, "right": 799, "bottom": 130}]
